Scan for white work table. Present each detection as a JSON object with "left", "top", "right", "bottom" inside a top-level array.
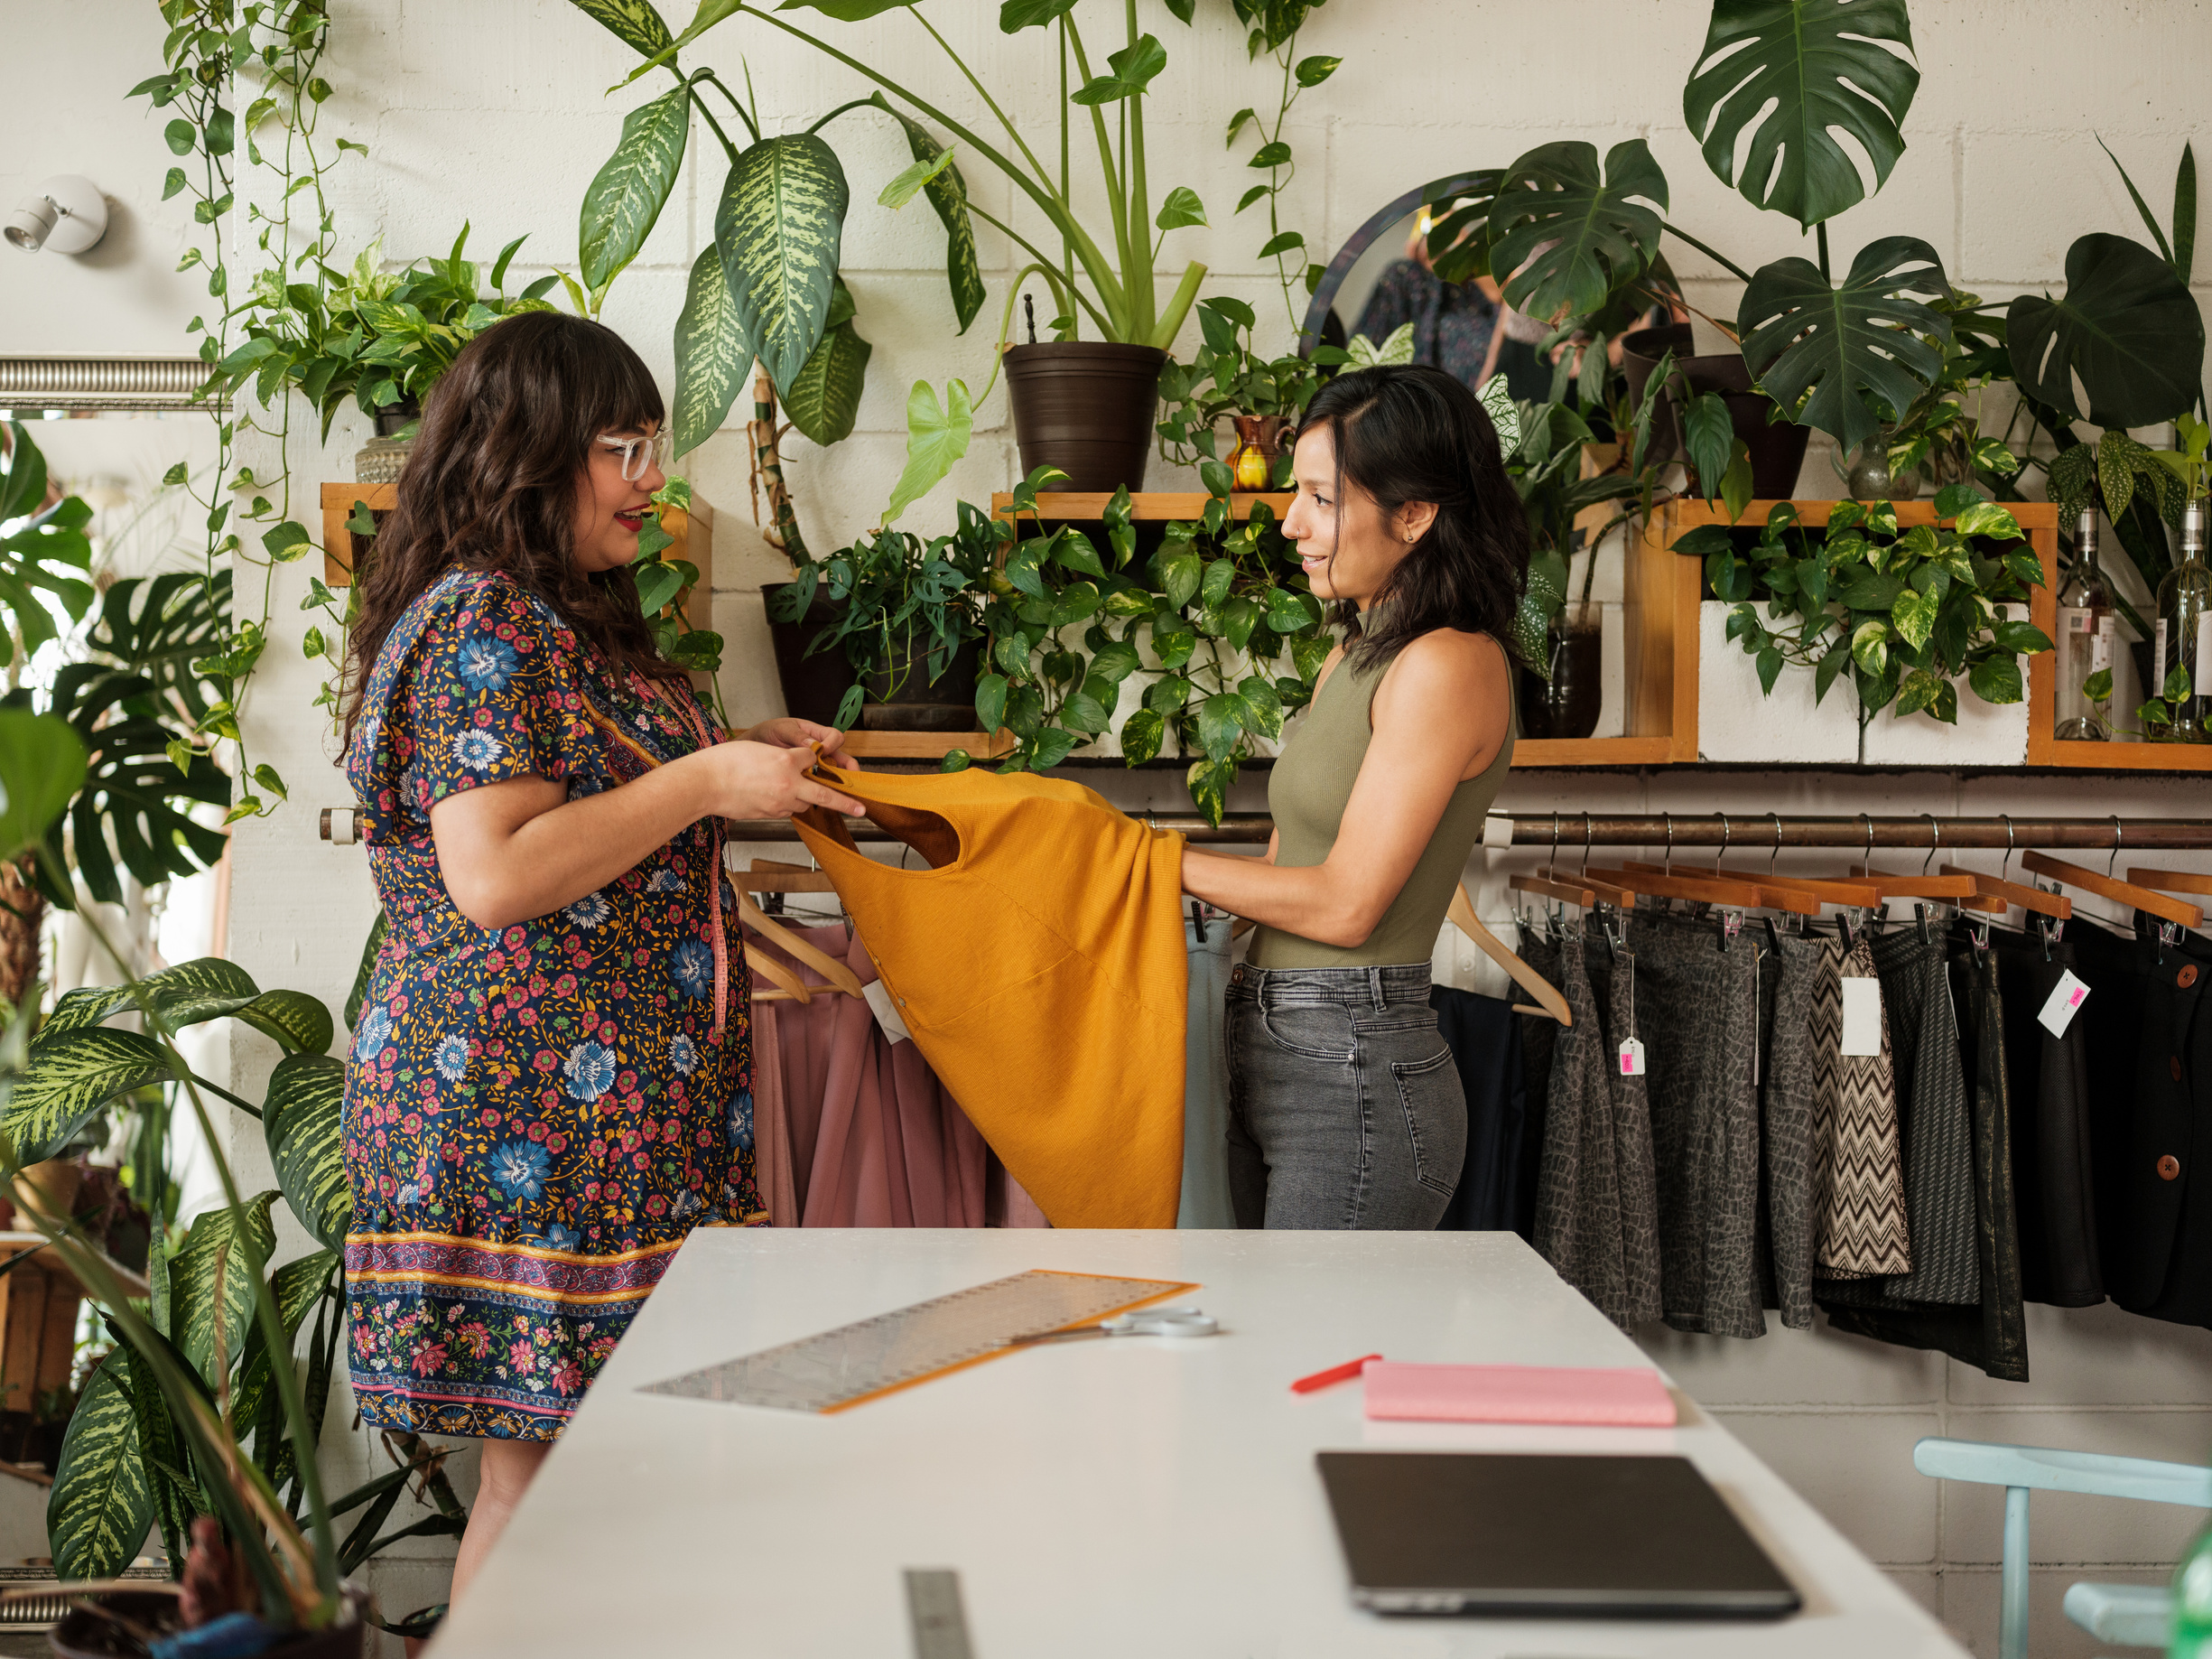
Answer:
[{"left": 432, "top": 1229, "right": 1966, "bottom": 1658}]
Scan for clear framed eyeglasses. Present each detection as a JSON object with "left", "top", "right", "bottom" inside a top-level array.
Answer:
[{"left": 596, "top": 426, "right": 670, "bottom": 482}]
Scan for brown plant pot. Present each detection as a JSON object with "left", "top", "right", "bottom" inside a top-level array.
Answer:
[
  {"left": 1621, "top": 325, "right": 1811, "bottom": 499},
  {"left": 860, "top": 637, "right": 981, "bottom": 732},
  {"left": 1517, "top": 619, "right": 1603, "bottom": 741},
  {"left": 50, "top": 1586, "right": 369, "bottom": 1658},
  {"left": 760, "top": 584, "right": 857, "bottom": 729},
  {"left": 1003, "top": 342, "right": 1166, "bottom": 493},
  {"left": 12, "top": 1160, "right": 82, "bottom": 1229}
]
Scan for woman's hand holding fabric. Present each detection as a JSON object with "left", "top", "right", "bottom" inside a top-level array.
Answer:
[
  {"left": 693, "top": 740, "right": 865, "bottom": 820},
  {"left": 742, "top": 717, "right": 857, "bottom": 770}
]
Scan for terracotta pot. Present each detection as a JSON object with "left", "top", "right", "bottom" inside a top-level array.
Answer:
[
  {"left": 1517, "top": 619, "right": 1603, "bottom": 741},
  {"left": 1620, "top": 325, "right": 1810, "bottom": 499},
  {"left": 12, "top": 1160, "right": 82, "bottom": 1228},
  {"left": 1003, "top": 342, "right": 1166, "bottom": 493},
  {"left": 860, "top": 636, "right": 981, "bottom": 733},
  {"left": 759, "top": 584, "right": 857, "bottom": 728}
]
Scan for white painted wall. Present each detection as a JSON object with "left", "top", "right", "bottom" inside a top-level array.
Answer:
[{"left": 5, "top": 1, "right": 2211, "bottom": 1653}]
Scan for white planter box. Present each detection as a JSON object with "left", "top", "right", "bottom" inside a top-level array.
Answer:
[
  {"left": 1696, "top": 600, "right": 1860, "bottom": 763},
  {"left": 1860, "top": 667, "right": 2030, "bottom": 766}
]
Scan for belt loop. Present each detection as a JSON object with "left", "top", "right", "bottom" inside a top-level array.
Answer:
[{"left": 1369, "top": 965, "right": 1385, "bottom": 1011}]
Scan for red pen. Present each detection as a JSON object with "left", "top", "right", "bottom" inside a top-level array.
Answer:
[{"left": 1291, "top": 1353, "right": 1382, "bottom": 1394}]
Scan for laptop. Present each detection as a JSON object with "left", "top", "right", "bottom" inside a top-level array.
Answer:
[{"left": 1316, "top": 1451, "right": 1803, "bottom": 1618}]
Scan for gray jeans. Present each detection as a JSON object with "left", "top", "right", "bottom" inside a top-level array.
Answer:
[{"left": 1224, "top": 961, "right": 1466, "bottom": 1229}]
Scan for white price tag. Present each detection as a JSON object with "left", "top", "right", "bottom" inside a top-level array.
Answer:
[
  {"left": 2037, "top": 968, "right": 2091, "bottom": 1039},
  {"left": 2197, "top": 612, "right": 2212, "bottom": 688},
  {"left": 1840, "top": 975, "right": 1882, "bottom": 1057},
  {"left": 862, "top": 979, "right": 911, "bottom": 1044},
  {"left": 1618, "top": 1038, "right": 1646, "bottom": 1076},
  {"left": 2093, "top": 615, "right": 2114, "bottom": 672},
  {"left": 2155, "top": 618, "right": 2170, "bottom": 693}
]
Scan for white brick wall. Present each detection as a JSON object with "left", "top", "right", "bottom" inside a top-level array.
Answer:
[{"left": 6, "top": 2, "right": 2211, "bottom": 1652}]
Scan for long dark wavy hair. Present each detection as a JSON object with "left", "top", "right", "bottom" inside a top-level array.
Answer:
[
  {"left": 1291, "top": 364, "right": 1529, "bottom": 671},
  {"left": 340, "top": 311, "right": 679, "bottom": 749}
]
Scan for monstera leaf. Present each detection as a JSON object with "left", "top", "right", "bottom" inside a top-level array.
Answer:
[
  {"left": 1487, "top": 141, "right": 1667, "bottom": 324},
  {"left": 1738, "top": 237, "right": 1952, "bottom": 453},
  {"left": 579, "top": 83, "right": 692, "bottom": 290},
  {"left": 1421, "top": 170, "right": 1505, "bottom": 286},
  {"left": 2007, "top": 233, "right": 2206, "bottom": 430},
  {"left": 86, "top": 572, "right": 231, "bottom": 730},
  {"left": 869, "top": 94, "right": 984, "bottom": 331},
  {"left": 783, "top": 275, "right": 873, "bottom": 446},
  {"left": 714, "top": 133, "right": 850, "bottom": 395},
  {"left": 1683, "top": 0, "right": 1920, "bottom": 229}
]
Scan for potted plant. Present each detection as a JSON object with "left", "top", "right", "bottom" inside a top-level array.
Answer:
[
  {"left": 1155, "top": 296, "right": 1324, "bottom": 489},
  {"left": 1677, "top": 489, "right": 2055, "bottom": 764},
  {"left": 769, "top": 501, "right": 999, "bottom": 732},
  {"left": 562, "top": 0, "right": 1264, "bottom": 508},
  {"left": 218, "top": 228, "right": 559, "bottom": 479}
]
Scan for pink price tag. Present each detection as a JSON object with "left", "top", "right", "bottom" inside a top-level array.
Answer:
[{"left": 1618, "top": 1038, "right": 1646, "bottom": 1076}]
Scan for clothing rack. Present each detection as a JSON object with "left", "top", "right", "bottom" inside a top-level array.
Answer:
[{"left": 709, "top": 815, "right": 2212, "bottom": 850}]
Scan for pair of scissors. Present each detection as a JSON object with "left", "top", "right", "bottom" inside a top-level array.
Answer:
[{"left": 1007, "top": 1307, "right": 1220, "bottom": 1346}]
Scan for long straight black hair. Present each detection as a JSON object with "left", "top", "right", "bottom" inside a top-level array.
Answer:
[{"left": 1291, "top": 364, "right": 1528, "bottom": 670}]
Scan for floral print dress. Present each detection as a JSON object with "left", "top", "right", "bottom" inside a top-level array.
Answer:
[{"left": 343, "top": 569, "right": 763, "bottom": 1441}]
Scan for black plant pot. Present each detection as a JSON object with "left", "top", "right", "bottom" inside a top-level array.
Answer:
[
  {"left": 1003, "top": 342, "right": 1166, "bottom": 493},
  {"left": 861, "top": 637, "right": 981, "bottom": 732},
  {"left": 759, "top": 584, "right": 856, "bottom": 728},
  {"left": 1517, "top": 620, "right": 1603, "bottom": 741},
  {"left": 373, "top": 398, "right": 422, "bottom": 438},
  {"left": 1621, "top": 325, "right": 1810, "bottom": 499}
]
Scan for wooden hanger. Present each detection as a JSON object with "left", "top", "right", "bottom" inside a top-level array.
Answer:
[
  {"left": 1592, "top": 862, "right": 1764, "bottom": 909},
  {"left": 1939, "top": 864, "right": 2071, "bottom": 919},
  {"left": 2126, "top": 865, "right": 2212, "bottom": 899},
  {"left": 1520, "top": 816, "right": 1635, "bottom": 909},
  {"left": 1622, "top": 861, "right": 1819, "bottom": 916},
  {"left": 2021, "top": 850, "right": 2203, "bottom": 929},
  {"left": 1448, "top": 882, "right": 1571, "bottom": 1026},
  {"left": 734, "top": 888, "right": 864, "bottom": 997},
  {"left": 745, "top": 943, "right": 813, "bottom": 1003},
  {"left": 1851, "top": 864, "right": 2000, "bottom": 912}
]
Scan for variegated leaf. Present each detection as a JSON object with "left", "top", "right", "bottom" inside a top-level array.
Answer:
[
  {"left": 715, "top": 134, "right": 850, "bottom": 394},
  {"left": 264, "top": 1054, "right": 350, "bottom": 1250},
  {"left": 869, "top": 94, "right": 984, "bottom": 331},
  {"left": 672, "top": 245, "right": 753, "bottom": 457},
  {"left": 236, "top": 989, "right": 335, "bottom": 1058},
  {"left": 40, "top": 956, "right": 260, "bottom": 1042},
  {"left": 784, "top": 278, "right": 872, "bottom": 446},
  {"left": 566, "top": 0, "right": 674, "bottom": 56},
  {"left": 5, "top": 1029, "right": 174, "bottom": 1168},
  {"left": 581, "top": 85, "right": 692, "bottom": 290},
  {"left": 231, "top": 1249, "right": 337, "bottom": 1455},
  {"left": 170, "top": 1192, "right": 277, "bottom": 1384},
  {"left": 48, "top": 1354, "right": 153, "bottom": 1581}
]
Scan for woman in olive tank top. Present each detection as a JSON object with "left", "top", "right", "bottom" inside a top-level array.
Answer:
[{"left": 1182, "top": 365, "right": 1527, "bottom": 1229}]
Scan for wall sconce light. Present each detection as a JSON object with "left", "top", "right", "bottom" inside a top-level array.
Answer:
[{"left": 5, "top": 176, "right": 109, "bottom": 256}]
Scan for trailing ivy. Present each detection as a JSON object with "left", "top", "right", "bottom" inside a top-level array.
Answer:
[{"left": 1218, "top": 0, "right": 1338, "bottom": 330}]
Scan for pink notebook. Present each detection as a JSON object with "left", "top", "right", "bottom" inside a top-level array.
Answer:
[{"left": 1362, "top": 1361, "right": 1677, "bottom": 1427}]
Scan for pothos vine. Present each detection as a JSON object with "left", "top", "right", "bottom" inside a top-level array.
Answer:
[{"left": 133, "top": 0, "right": 356, "bottom": 822}]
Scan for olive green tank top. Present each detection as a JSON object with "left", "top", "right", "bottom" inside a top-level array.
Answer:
[{"left": 1248, "top": 609, "right": 1515, "bottom": 969}]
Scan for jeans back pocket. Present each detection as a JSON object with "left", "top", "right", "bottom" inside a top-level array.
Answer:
[{"left": 1392, "top": 1046, "right": 1464, "bottom": 1197}]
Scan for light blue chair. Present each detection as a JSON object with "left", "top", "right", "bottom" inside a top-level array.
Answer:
[{"left": 1913, "top": 1437, "right": 2212, "bottom": 1659}]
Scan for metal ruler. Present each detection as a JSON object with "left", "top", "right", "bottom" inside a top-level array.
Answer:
[
  {"left": 639, "top": 1269, "right": 1198, "bottom": 1413},
  {"left": 905, "top": 1569, "right": 973, "bottom": 1659}
]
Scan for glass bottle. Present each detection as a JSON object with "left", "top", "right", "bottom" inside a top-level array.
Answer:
[
  {"left": 2153, "top": 499, "right": 2212, "bottom": 742},
  {"left": 2173, "top": 1514, "right": 2212, "bottom": 1657},
  {"left": 2055, "top": 508, "right": 2114, "bottom": 741}
]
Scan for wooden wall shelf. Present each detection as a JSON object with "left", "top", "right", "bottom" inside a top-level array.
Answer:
[{"left": 839, "top": 728, "right": 1017, "bottom": 760}]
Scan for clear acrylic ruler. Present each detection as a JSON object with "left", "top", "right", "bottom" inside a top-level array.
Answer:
[{"left": 641, "top": 1269, "right": 1199, "bottom": 1414}]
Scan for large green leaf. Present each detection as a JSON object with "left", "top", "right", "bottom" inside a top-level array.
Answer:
[
  {"left": 778, "top": 0, "right": 916, "bottom": 16},
  {"left": 47, "top": 1354, "right": 153, "bottom": 1581},
  {"left": 231, "top": 1248, "right": 337, "bottom": 1460},
  {"left": 714, "top": 133, "right": 850, "bottom": 394},
  {"left": 1682, "top": 0, "right": 1919, "bottom": 230},
  {"left": 580, "top": 84, "right": 692, "bottom": 290},
  {"left": 41, "top": 957, "right": 260, "bottom": 1042},
  {"left": 85, "top": 571, "right": 231, "bottom": 731},
  {"left": 783, "top": 276, "right": 873, "bottom": 446},
  {"left": 2007, "top": 233, "right": 2207, "bottom": 430},
  {"left": 1487, "top": 140, "right": 1667, "bottom": 324},
  {"left": 1422, "top": 170, "right": 1504, "bottom": 286},
  {"left": 0, "top": 711, "right": 84, "bottom": 864},
  {"left": 5, "top": 1029, "right": 174, "bottom": 1167},
  {"left": 881, "top": 378, "right": 973, "bottom": 527},
  {"left": 1739, "top": 237, "right": 1952, "bottom": 453},
  {"left": 869, "top": 95, "right": 984, "bottom": 332},
  {"left": 29, "top": 664, "right": 228, "bottom": 909},
  {"left": 672, "top": 245, "right": 755, "bottom": 458},
  {"left": 237, "top": 990, "right": 335, "bottom": 1058},
  {"left": 169, "top": 1192, "right": 277, "bottom": 1384},
  {"left": 265, "top": 1054, "right": 351, "bottom": 1250},
  {"left": 565, "top": 0, "right": 674, "bottom": 55}
]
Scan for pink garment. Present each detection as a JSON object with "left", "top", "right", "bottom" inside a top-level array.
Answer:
[
  {"left": 746, "top": 921, "right": 989, "bottom": 1227},
  {"left": 1362, "top": 1361, "right": 1677, "bottom": 1427}
]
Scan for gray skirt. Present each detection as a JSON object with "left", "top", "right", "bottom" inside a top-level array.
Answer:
[{"left": 1223, "top": 961, "right": 1466, "bottom": 1229}]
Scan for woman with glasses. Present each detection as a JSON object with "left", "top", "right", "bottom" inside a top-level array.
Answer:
[{"left": 337, "top": 312, "right": 866, "bottom": 1600}]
